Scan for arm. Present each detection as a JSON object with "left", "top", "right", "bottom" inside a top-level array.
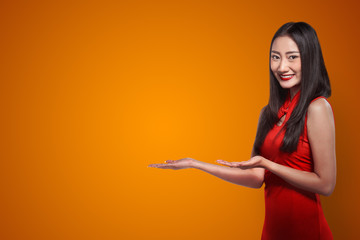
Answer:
[
  {"left": 265, "top": 98, "right": 336, "bottom": 195},
  {"left": 148, "top": 108, "right": 266, "bottom": 189},
  {"left": 220, "top": 98, "right": 336, "bottom": 196},
  {"left": 148, "top": 158, "right": 263, "bottom": 189},
  {"left": 191, "top": 159, "right": 263, "bottom": 189}
]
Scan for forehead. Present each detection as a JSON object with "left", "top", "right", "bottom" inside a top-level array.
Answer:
[{"left": 271, "top": 36, "right": 299, "bottom": 52}]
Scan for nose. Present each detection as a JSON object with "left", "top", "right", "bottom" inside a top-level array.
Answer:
[{"left": 278, "top": 59, "right": 289, "bottom": 72}]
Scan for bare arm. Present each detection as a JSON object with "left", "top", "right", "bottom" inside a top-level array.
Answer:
[
  {"left": 220, "top": 99, "right": 336, "bottom": 196},
  {"left": 148, "top": 158, "right": 264, "bottom": 189},
  {"left": 267, "top": 98, "right": 336, "bottom": 196},
  {"left": 191, "top": 159, "right": 263, "bottom": 188},
  {"left": 148, "top": 108, "right": 266, "bottom": 189}
]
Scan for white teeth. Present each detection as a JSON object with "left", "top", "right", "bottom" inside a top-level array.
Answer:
[{"left": 281, "top": 74, "right": 294, "bottom": 77}]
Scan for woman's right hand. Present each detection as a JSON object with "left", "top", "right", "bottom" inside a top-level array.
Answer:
[{"left": 148, "top": 158, "right": 196, "bottom": 170}]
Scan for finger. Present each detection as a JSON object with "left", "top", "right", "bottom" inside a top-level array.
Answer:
[
  {"left": 239, "top": 160, "right": 253, "bottom": 166},
  {"left": 148, "top": 164, "right": 160, "bottom": 168},
  {"left": 216, "top": 160, "right": 230, "bottom": 165},
  {"left": 217, "top": 160, "right": 237, "bottom": 167},
  {"left": 230, "top": 163, "right": 247, "bottom": 168},
  {"left": 232, "top": 162, "right": 244, "bottom": 167},
  {"left": 216, "top": 159, "right": 229, "bottom": 164},
  {"left": 236, "top": 161, "right": 256, "bottom": 169},
  {"left": 148, "top": 163, "right": 170, "bottom": 168}
]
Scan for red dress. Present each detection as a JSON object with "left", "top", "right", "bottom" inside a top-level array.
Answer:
[{"left": 260, "top": 91, "right": 333, "bottom": 240}]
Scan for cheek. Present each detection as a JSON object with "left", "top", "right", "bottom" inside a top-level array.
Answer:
[
  {"left": 295, "top": 62, "right": 301, "bottom": 73},
  {"left": 270, "top": 62, "right": 277, "bottom": 73}
]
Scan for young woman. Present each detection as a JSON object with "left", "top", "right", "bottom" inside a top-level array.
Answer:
[{"left": 148, "top": 22, "right": 336, "bottom": 240}]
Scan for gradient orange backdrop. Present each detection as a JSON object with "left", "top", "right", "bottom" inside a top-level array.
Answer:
[{"left": 1, "top": 0, "right": 359, "bottom": 239}]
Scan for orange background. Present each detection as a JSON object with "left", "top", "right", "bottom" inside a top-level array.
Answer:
[{"left": 1, "top": 0, "right": 359, "bottom": 239}]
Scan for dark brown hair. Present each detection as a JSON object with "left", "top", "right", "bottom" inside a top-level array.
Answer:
[{"left": 254, "top": 22, "right": 331, "bottom": 153}]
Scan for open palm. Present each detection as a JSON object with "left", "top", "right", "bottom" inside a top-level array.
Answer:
[{"left": 148, "top": 158, "right": 195, "bottom": 170}]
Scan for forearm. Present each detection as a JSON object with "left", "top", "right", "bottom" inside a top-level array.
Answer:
[
  {"left": 264, "top": 160, "right": 334, "bottom": 196},
  {"left": 191, "top": 160, "right": 263, "bottom": 189}
]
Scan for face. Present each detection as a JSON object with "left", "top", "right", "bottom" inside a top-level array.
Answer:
[{"left": 270, "top": 35, "right": 301, "bottom": 93}]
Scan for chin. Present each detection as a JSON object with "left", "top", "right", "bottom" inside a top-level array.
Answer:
[
  {"left": 279, "top": 83, "right": 294, "bottom": 89},
  {"left": 277, "top": 80, "right": 300, "bottom": 90}
]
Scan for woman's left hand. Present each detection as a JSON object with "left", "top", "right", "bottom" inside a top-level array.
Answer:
[{"left": 216, "top": 156, "right": 267, "bottom": 169}]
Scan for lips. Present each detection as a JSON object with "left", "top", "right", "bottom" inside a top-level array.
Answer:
[{"left": 279, "top": 74, "right": 295, "bottom": 81}]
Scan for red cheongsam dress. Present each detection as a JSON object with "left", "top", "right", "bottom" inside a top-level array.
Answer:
[{"left": 260, "top": 91, "right": 333, "bottom": 240}]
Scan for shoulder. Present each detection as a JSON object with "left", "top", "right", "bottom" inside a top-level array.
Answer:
[
  {"left": 307, "top": 97, "right": 334, "bottom": 119},
  {"left": 307, "top": 97, "right": 335, "bottom": 133}
]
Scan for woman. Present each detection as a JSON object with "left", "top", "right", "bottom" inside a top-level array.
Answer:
[{"left": 148, "top": 22, "right": 336, "bottom": 240}]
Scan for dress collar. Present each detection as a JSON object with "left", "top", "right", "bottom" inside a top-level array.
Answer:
[{"left": 278, "top": 90, "right": 301, "bottom": 119}]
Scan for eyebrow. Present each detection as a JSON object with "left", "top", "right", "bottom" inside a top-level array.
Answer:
[{"left": 271, "top": 50, "right": 300, "bottom": 54}]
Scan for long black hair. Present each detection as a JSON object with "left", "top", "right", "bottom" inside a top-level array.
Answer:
[{"left": 254, "top": 22, "right": 331, "bottom": 154}]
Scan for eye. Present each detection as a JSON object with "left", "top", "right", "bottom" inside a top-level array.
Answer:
[
  {"left": 271, "top": 55, "right": 280, "bottom": 60},
  {"left": 289, "top": 55, "right": 299, "bottom": 60}
]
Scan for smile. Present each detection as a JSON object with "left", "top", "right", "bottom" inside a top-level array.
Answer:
[{"left": 280, "top": 74, "right": 295, "bottom": 81}]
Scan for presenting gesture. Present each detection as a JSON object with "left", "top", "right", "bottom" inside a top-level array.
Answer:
[
  {"left": 148, "top": 157, "right": 265, "bottom": 189},
  {"left": 216, "top": 156, "right": 266, "bottom": 169},
  {"left": 147, "top": 22, "right": 336, "bottom": 239}
]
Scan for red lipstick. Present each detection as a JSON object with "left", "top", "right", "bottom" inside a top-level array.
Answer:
[{"left": 280, "top": 74, "right": 295, "bottom": 81}]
